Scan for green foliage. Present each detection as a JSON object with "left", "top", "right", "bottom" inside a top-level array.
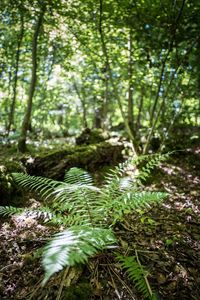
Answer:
[
  {"left": 0, "top": 205, "right": 54, "bottom": 221},
  {"left": 117, "top": 255, "right": 156, "bottom": 300},
  {"left": 63, "top": 167, "right": 94, "bottom": 186},
  {"left": 42, "top": 226, "right": 116, "bottom": 285},
  {"left": 0, "top": 205, "right": 24, "bottom": 217},
  {"left": 134, "top": 152, "right": 170, "bottom": 184},
  {"left": 0, "top": 0, "right": 199, "bottom": 150},
  {"left": 8, "top": 159, "right": 168, "bottom": 285},
  {"left": 12, "top": 172, "right": 61, "bottom": 202}
]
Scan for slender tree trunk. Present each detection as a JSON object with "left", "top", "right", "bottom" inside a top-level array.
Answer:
[
  {"left": 136, "top": 93, "right": 144, "bottom": 131},
  {"left": 98, "top": 0, "right": 109, "bottom": 131},
  {"left": 101, "top": 63, "right": 109, "bottom": 130},
  {"left": 5, "top": 69, "right": 12, "bottom": 131},
  {"left": 144, "top": 0, "right": 186, "bottom": 154},
  {"left": 196, "top": 39, "right": 200, "bottom": 126},
  {"left": 18, "top": 6, "right": 46, "bottom": 152},
  {"left": 127, "top": 28, "right": 134, "bottom": 133},
  {"left": 7, "top": 14, "right": 24, "bottom": 136},
  {"left": 99, "top": 0, "right": 139, "bottom": 154},
  {"left": 73, "top": 80, "right": 88, "bottom": 128}
]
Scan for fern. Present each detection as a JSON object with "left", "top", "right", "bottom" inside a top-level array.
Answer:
[
  {"left": 117, "top": 255, "right": 156, "bottom": 300},
  {"left": 0, "top": 206, "right": 24, "bottom": 217},
  {"left": 9, "top": 160, "right": 168, "bottom": 285},
  {"left": 12, "top": 172, "right": 61, "bottom": 202},
  {"left": 42, "top": 226, "right": 116, "bottom": 285},
  {"left": 135, "top": 153, "right": 170, "bottom": 184},
  {"left": 0, "top": 205, "right": 55, "bottom": 221},
  {"left": 64, "top": 167, "right": 94, "bottom": 186},
  {"left": 106, "top": 191, "right": 167, "bottom": 225}
]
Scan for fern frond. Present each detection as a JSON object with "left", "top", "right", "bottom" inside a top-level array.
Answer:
[
  {"left": 105, "top": 191, "right": 168, "bottom": 225},
  {"left": 0, "top": 206, "right": 24, "bottom": 216},
  {"left": 12, "top": 173, "right": 61, "bottom": 201},
  {"left": 24, "top": 207, "right": 55, "bottom": 222},
  {"left": 52, "top": 182, "right": 100, "bottom": 204},
  {"left": 125, "top": 191, "right": 168, "bottom": 209},
  {"left": 103, "top": 160, "right": 132, "bottom": 188},
  {"left": 42, "top": 226, "right": 116, "bottom": 285},
  {"left": 117, "top": 255, "right": 153, "bottom": 299},
  {"left": 64, "top": 167, "right": 94, "bottom": 186},
  {"left": 11, "top": 165, "right": 168, "bottom": 290},
  {"left": 136, "top": 153, "right": 169, "bottom": 184},
  {"left": 0, "top": 205, "right": 55, "bottom": 222}
]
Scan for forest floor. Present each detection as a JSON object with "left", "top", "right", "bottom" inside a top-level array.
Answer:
[{"left": 0, "top": 143, "right": 199, "bottom": 300}]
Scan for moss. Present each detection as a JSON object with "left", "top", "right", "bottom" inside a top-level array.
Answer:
[
  {"left": 63, "top": 282, "right": 92, "bottom": 300},
  {"left": 0, "top": 161, "right": 25, "bottom": 206},
  {"left": 4, "top": 160, "right": 26, "bottom": 173},
  {"left": 76, "top": 128, "right": 109, "bottom": 145},
  {"left": 26, "top": 141, "right": 124, "bottom": 180}
]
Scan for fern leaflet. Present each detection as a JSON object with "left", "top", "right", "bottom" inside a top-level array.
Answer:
[{"left": 117, "top": 255, "right": 156, "bottom": 299}]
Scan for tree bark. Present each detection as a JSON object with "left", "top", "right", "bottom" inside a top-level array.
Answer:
[
  {"left": 7, "top": 14, "right": 24, "bottom": 136},
  {"left": 73, "top": 80, "right": 88, "bottom": 128},
  {"left": 18, "top": 5, "right": 46, "bottom": 152},
  {"left": 98, "top": 0, "right": 110, "bottom": 131},
  {"left": 127, "top": 28, "right": 134, "bottom": 133},
  {"left": 99, "top": 0, "right": 139, "bottom": 155}
]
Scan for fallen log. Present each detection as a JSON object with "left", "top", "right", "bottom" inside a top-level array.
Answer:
[{"left": 26, "top": 141, "right": 124, "bottom": 180}]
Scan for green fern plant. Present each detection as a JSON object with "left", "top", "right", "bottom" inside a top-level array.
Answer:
[
  {"left": 117, "top": 255, "right": 157, "bottom": 300},
  {"left": 0, "top": 155, "right": 168, "bottom": 286},
  {"left": 133, "top": 152, "right": 170, "bottom": 184}
]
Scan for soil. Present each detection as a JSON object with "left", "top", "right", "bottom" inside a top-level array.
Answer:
[{"left": 0, "top": 145, "right": 199, "bottom": 300}]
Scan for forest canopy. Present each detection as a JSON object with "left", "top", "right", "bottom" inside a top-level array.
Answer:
[{"left": 0, "top": 0, "right": 199, "bottom": 153}]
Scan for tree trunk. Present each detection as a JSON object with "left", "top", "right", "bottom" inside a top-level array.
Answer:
[
  {"left": 127, "top": 28, "right": 134, "bottom": 134},
  {"left": 7, "top": 14, "right": 24, "bottom": 136},
  {"left": 99, "top": 0, "right": 139, "bottom": 155},
  {"left": 18, "top": 6, "right": 46, "bottom": 152},
  {"left": 73, "top": 80, "right": 88, "bottom": 128},
  {"left": 136, "top": 92, "right": 144, "bottom": 132},
  {"left": 98, "top": 0, "right": 109, "bottom": 131}
]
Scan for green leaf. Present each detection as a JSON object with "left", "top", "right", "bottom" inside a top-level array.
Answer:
[
  {"left": 0, "top": 206, "right": 24, "bottom": 216},
  {"left": 42, "top": 226, "right": 116, "bottom": 285}
]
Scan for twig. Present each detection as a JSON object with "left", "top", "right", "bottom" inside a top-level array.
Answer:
[
  {"left": 107, "top": 261, "right": 137, "bottom": 300},
  {"left": 0, "top": 264, "right": 17, "bottom": 272},
  {"left": 107, "top": 265, "right": 121, "bottom": 300},
  {"left": 28, "top": 278, "right": 43, "bottom": 300},
  {"left": 56, "top": 266, "right": 70, "bottom": 300}
]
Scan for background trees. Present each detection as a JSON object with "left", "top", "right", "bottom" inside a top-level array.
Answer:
[{"left": 0, "top": 0, "right": 199, "bottom": 152}]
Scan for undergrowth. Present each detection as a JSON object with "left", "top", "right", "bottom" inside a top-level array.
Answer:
[{"left": 0, "top": 153, "right": 169, "bottom": 299}]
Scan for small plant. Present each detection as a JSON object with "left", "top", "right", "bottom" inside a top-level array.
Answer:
[
  {"left": 0, "top": 155, "right": 168, "bottom": 289},
  {"left": 117, "top": 255, "right": 157, "bottom": 300}
]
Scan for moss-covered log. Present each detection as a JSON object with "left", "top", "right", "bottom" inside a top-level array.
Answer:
[
  {"left": 26, "top": 141, "right": 124, "bottom": 180},
  {"left": 76, "top": 128, "right": 109, "bottom": 145},
  {"left": 0, "top": 161, "right": 26, "bottom": 205}
]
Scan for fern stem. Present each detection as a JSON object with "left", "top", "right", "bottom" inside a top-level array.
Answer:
[
  {"left": 107, "top": 260, "right": 137, "bottom": 300},
  {"left": 83, "top": 192, "right": 95, "bottom": 227},
  {"left": 135, "top": 250, "right": 153, "bottom": 298}
]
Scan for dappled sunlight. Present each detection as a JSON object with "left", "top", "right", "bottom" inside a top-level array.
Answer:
[{"left": 0, "top": 0, "right": 199, "bottom": 298}]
